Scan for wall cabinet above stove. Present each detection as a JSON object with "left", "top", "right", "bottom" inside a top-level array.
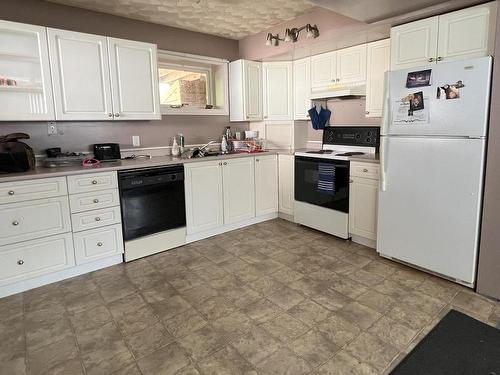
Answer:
[{"left": 48, "top": 28, "right": 161, "bottom": 121}]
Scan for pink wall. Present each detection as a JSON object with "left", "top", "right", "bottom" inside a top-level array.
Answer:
[{"left": 0, "top": 0, "right": 244, "bottom": 153}]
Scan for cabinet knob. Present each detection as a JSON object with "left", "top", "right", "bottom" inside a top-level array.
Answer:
[
  {"left": 246, "top": 116, "right": 249, "bottom": 119},
  {"left": 95, "top": 217, "right": 101, "bottom": 222},
  {"left": 108, "top": 113, "right": 113, "bottom": 118},
  {"left": 218, "top": 162, "right": 222, "bottom": 166},
  {"left": 428, "top": 57, "right": 435, "bottom": 62},
  {"left": 97, "top": 242, "right": 103, "bottom": 247},
  {"left": 114, "top": 113, "right": 120, "bottom": 117},
  {"left": 93, "top": 199, "right": 99, "bottom": 203},
  {"left": 17, "top": 260, "right": 24, "bottom": 265},
  {"left": 264, "top": 116, "right": 268, "bottom": 119},
  {"left": 363, "top": 168, "right": 369, "bottom": 172},
  {"left": 223, "top": 162, "right": 227, "bottom": 165},
  {"left": 365, "top": 111, "right": 370, "bottom": 115},
  {"left": 336, "top": 78, "right": 340, "bottom": 82},
  {"left": 256, "top": 159, "right": 259, "bottom": 162},
  {"left": 331, "top": 79, "right": 335, "bottom": 82},
  {"left": 12, "top": 220, "right": 19, "bottom": 226},
  {"left": 349, "top": 179, "right": 353, "bottom": 183},
  {"left": 91, "top": 180, "right": 98, "bottom": 185},
  {"left": 437, "top": 56, "right": 443, "bottom": 61},
  {"left": 8, "top": 190, "right": 14, "bottom": 196}
]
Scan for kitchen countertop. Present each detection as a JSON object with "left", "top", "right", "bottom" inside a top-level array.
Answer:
[{"left": 0, "top": 148, "right": 378, "bottom": 183}]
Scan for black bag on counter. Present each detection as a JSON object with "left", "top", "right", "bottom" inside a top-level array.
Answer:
[{"left": 0, "top": 133, "right": 36, "bottom": 173}]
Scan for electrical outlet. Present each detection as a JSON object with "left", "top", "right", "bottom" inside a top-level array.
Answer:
[
  {"left": 132, "top": 136, "right": 140, "bottom": 147},
  {"left": 47, "top": 122, "right": 57, "bottom": 136}
]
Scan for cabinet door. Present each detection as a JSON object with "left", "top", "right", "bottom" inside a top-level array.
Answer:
[
  {"left": 222, "top": 157, "right": 256, "bottom": 225},
  {"left": 108, "top": 37, "right": 161, "bottom": 120},
  {"left": 0, "top": 21, "right": 54, "bottom": 121},
  {"left": 349, "top": 177, "right": 378, "bottom": 240},
  {"left": 48, "top": 28, "right": 113, "bottom": 121},
  {"left": 293, "top": 57, "right": 311, "bottom": 120},
  {"left": 310, "top": 51, "right": 336, "bottom": 92},
  {"left": 337, "top": 44, "right": 367, "bottom": 84},
  {"left": 255, "top": 155, "right": 278, "bottom": 216},
  {"left": 278, "top": 154, "right": 294, "bottom": 216},
  {"left": 437, "top": 3, "right": 496, "bottom": 63},
  {"left": 366, "top": 39, "right": 390, "bottom": 118},
  {"left": 244, "top": 60, "right": 263, "bottom": 121},
  {"left": 263, "top": 62, "right": 293, "bottom": 121},
  {"left": 390, "top": 17, "right": 439, "bottom": 70},
  {"left": 184, "top": 160, "right": 224, "bottom": 235}
]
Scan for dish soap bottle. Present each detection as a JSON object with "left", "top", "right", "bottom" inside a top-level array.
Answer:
[{"left": 171, "top": 137, "right": 180, "bottom": 157}]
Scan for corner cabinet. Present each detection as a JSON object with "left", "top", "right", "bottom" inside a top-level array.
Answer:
[
  {"left": 349, "top": 162, "right": 379, "bottom": 246},
  {"left": 255, "top": 155, "right": 278, "bottom": 216},
  {"left": 390, "top": 2, "right": 496, "bottom": 70},
  {"left": 263, "top": 62, "right": 293, "bottom": 121},
  {"left": 293, "top": 57, "right": 311, "bottom": 120},
  {"left": 229, "top": 59, "right": 263, "bottom": 121},
  {"left": 278, "top": 154, "right": 294, "bottom": 218},
  {"left": 365, "top": 39, "right": 390, "bottom": 118},
  {"left": 0, "top": 20, "right": 55, "bottom": 121},
  {"left": 48, "top": 29, "right": 161, "bottom": 121}
]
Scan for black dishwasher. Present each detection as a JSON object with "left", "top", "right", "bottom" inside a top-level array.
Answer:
[{"left": 118, "top": 165, "right": 186, "bottom": 241}]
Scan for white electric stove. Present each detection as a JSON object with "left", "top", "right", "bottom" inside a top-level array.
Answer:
[{"left": 294, "top": 126, "right": 379, "bottom": 238}]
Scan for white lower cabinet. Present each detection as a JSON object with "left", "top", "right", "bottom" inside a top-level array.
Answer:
[
  {"left": 278, "top": 154, "right": 294, "bottom": 217},
  {"left": 255, "top": 155, "right": 278, "bottom": 216},
  {"left": 349, "top": 162, "right": 379, "bottom": 244},
  {"left": 73, "top": 224, "right": 124, "bottom": 264},
  {"left": 0, "top": 233, "right": 75, "bottom": 286},
  {"left": 222, "top": 157, "right": 256, "bottom": 225}
]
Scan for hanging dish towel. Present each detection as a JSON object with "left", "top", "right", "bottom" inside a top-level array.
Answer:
[
  {"left": 317, "top": 162, "right": 335, "bottom": 196},
  {"left": 308, "top": 105, "right": 331, "bottom": 130}
]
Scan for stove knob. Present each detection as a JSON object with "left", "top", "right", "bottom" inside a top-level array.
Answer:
[
  {"left": 366, "top": 138, "right": 371, "bottom": 143},
  {"left": 355, "top": 134, "right": 360, "bottom": 139}
]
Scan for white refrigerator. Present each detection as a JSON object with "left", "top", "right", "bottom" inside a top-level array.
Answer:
[{"left": 377, "top": 56, "right": 492, "bottom": 287}]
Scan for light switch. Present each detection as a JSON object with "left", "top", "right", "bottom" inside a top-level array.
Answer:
[{"left": 132, "top": 136, "right": 140, "bottom": 147}]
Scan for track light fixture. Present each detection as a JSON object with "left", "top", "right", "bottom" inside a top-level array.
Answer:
[{"left": 265, "top": 24, "right": 319, "bottom": 46}]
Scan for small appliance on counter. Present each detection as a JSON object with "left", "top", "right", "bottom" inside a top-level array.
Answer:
[
  {"left": 0, "top": 133, "right": 35, "bottom": 173},
  {"left": 42, "top": 147, "right": 86, "bottom": 168},
  {"left": 93, "top": 143, "right": 121, "bottom": 161}
]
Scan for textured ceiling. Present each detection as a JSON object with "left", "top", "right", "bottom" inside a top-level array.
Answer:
[{"left": 45, "top": 0, "right": 316, "bottom": 39}]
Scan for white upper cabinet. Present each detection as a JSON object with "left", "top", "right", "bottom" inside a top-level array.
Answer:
[
  {"left": 437, "top": 2, "right": 497, "bottom": 63},
  {"left": 48, "top": 29, "right": 113, "bottom": 121},
  {"left": 391, "top": 2, "right": 496, "bottom": 70},
  {"left": 390, "top": 17, "right": 439, "bottom": 70},
  {"left": 336, "top": 44, "right": 367, "bottom": 84},
  {"left": 48, "top": 30, "right": 160, "bottom": 121},
  {"left": 310, "top": 51, "right": 336, "bottom": 92},
  {"left": 107, "top": 37, "right": 161, "bottom": 120},
  {"left": 229, "top": 59, "right": 263, "bottom": 122},
  {"left": 293, "top": 57, "right": 311, "bottom": 120},
  {"left": 255, "top": 155, "right": 278, "bottom": 216},
  {"left": 0, "top": 20, "right": 54, "bottom": 121},
  {"left": 262, "top": 62, "right": 293, "bottom": 121},
  {"left": 365, "top": 39, "right": 390, "bottom": 118}
]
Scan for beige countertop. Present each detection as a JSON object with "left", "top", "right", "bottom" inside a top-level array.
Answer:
[{"left": 0, "top": 148, "right": 378, "bottom": 183}]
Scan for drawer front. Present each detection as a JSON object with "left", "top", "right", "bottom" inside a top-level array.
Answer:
[
  {"left": 67, "top": 172, "right": 118, "bottom": 194},
  {"left": 69, "top": 189, "right": 120, "bottom": 213},
  {"left": 350, "top": 162, "right": 380, "bottom": 179},
  {"left": 0, "top": 233, "right": 75, "bottom": 286},
  {"left": 0, "top": 177, "right": 67, "bottom": 205},
  {"left": 0, "top": 197, "right": 72, "bottom": 246},
  {"left": 73, "top": 224, "right": 124, "bottom": 264},
  {"left": 71, "top": 206, "right": 121, "bottom": 232}
]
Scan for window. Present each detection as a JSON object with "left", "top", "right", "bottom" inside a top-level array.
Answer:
[{"left": 158, "top": 51, "right": 228, "bottom": 115}]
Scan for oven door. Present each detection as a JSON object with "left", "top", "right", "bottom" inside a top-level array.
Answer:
[{"left": 294, "top": 156, "right": 349, "bottom": 213}]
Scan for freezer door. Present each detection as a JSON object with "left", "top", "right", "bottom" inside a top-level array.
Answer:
[
  {"left": 377, "top": 136, "right": 485, "bottom": 285},
  {"left": 382, "top": 56, "right": 492, "bottom": 137}
]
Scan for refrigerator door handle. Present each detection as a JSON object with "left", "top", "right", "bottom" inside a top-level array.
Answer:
[
  {"left": 380, "top": 136, "right": 388, "bottom": 192},
  {"left": 380, "top": 71, "right": 391, "bottom": 136}
]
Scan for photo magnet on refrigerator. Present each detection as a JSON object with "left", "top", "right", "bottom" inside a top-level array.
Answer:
[{"left": 406, "top": 69, "right": 432, "bottom": 88}]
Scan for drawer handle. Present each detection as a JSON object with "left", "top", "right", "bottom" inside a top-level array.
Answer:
[
  {"left": 12, "top": 220, "right": 19, "bottom": 226},
  {"left": 8, "top": 190, "right": 15, "bottom": 195},
  {"left": 363, "top": 168, "right": 369, "bottom": 172},
  {"left": 17, "top": 260, "right": 24, "bottom": 265},
  {"left": 95, "top": 217, "right": 101, "bottom": 222},
  {"left": 97, "top": 242, "right": 103, "bottom": 247},
  {"left": 223, "top": 162, "right": 227, "bottom": 165},
  {"left": 92, "top": 180, "right": 98, "bottom": 185},
  {"left": 93, "top": 199, "right": 99, "bottom": 203},
  {"left": 428, "top": 57, "right": 435, "bottom": 62}
]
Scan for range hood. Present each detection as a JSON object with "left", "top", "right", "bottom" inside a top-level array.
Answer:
[{"left": 310, "top": 82, "right": 366, "bottom": 100}]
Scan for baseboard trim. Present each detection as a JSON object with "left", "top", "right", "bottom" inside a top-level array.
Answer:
[
  {"left": 350, "top": 234, "right": 377, "bottom": 249},
  {"left": 278, "top": 212, "right": 294, "bottom": 222}
]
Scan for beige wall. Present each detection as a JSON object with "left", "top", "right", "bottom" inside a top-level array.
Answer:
[
  {"left": 0, "top": 0, "right": 244, "bottom": 154},
  {"left": 477, "top": 3, "right": 500, "bottom": 300}
]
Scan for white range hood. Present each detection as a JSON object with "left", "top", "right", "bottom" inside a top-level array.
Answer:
[{"left": 310, "top": 82, "right": 366, "bottom": 100}]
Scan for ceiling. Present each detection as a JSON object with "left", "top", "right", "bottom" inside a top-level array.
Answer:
[{"left": 45, "top": 0, "right": 317, "bottom": 39}]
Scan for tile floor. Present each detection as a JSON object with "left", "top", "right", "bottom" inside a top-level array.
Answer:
[{"left": 1, "top": 219, "right": 499, "bottom": 375}]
